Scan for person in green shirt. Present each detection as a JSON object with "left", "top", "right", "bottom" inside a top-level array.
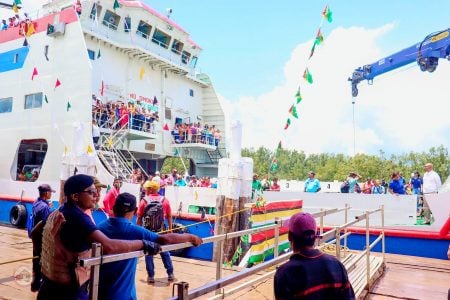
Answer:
[{"left": 252, "top": 174, "right": 262, "bottom": 199}]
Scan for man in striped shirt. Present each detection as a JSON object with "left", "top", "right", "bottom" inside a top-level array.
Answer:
[{"left": 274, "top": 212, "right": 355, "bottom": 299}]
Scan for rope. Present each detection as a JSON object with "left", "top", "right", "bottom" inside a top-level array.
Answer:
[
  {"left": 157, "top": 206, "right": 251, "bottom": 234},
  {"left": 0, "top": 256, "right": 38, "bottom": 266}
]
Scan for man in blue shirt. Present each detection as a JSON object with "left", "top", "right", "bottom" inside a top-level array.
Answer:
[
  {"left": 30, "top": 184, "right": 55, "bottom": 292},
  {"left": 98, "top": 193, "right": 202, "bottom": 300},
  {"left": 388, "top": 172, "right": 406, "bottom": 195},
  {"left": 304, "top": 171, "right": 321, "bottom": 193}
]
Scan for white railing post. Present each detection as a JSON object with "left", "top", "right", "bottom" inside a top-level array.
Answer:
[
  {"left": 381, "top": 205, "right": 385, "bottom": 261},
  {"left": 89, "top": 243, "right": 102, "bottom": 300},
  {"left": 215, "top": 239, "right": 223, "bottom": 295},
  {"left": 319, "top": 208, "right": 324, "bottom": 236},
  {"left": 274, "top": 217, "right": 280, "bottom": 258},
  {"left": 344, "top": 204, "right": 349, "bottom": 257},
  {"left": 365, "top": 211, "right": 370, "bottom": 291},
  {"left": 335, "top": 226, "right": 341, "bottom": 260}
]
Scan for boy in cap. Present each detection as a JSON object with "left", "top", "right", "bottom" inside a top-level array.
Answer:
[
  {"left": 98, "top": 193, "right": 202, "bottom": 299},
  {"left": 38, "top": 174, "right": 160, "bottom": 300},
  {"left": 274, "top": 212, "right": 355, "bottom": 299},
  {"left": 30, "top": 184, "right": 55, "bottom": 292}
]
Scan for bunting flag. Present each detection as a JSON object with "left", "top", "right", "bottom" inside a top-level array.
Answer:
[
  {"left": 288, "top": 105, "right": 299, "bottom": 119},
  {"left": 106, "top": 184, "right": 111, "bottom": 192},
  {"left": 315, "top": 28, "right": 324, "bottom": 46},
  {"left": 12, "top": 3, "right": 19, "bottom": 13},
  {"left": 153, "top": 96, "right": 158, "bottom": 105},
  {"left": 23, "top": 38, "right": 28, "bottom": 47},
  {"left": 270, "top": 158, "right": 278, "bottom": 173},
  {"left": 54, "top": 79, "right": 61, "bottom": 89},
  {"left": 64, "top": 146, "right": 68, "bottom": 155},
  {"left": 309, "top": 42, "right": 316, "bottom": 59},
  {"left": 44, "top": 95, "right": 48, "bottom": 103},
  {"left": 14, "top": 0, "right": 22, "bottom": 4},
  {"left": 97, "top": 49, "right": 101, "bottom": 59},
  {"left": 113, "top": 0, "right": 120, "bottom": 10},
  {"left": 31, "top": 67, "right": 38, "bottom": 80},
  {"left": 26, "top": 23, "right": 35, "bottom": 37},
  {"left": 100, "top": 80, "right": 105, "bottom": 96},
  {"left": 163, "top": 123, "right": 170, "bottom": 131},
  {"left": 295, "top": 89, "right": 302, "bottom": 104},
  {"left": 139, "top": 67, "right": 145, "bottom": 80},
  {"left": 322, "top": 5, "right": 333, "bottom": 23},
  {"left": 107, "top": 138, "right": 113, "bottom": 148},
  {"left": 284, "top": 118, "right": 291, "bottom": 130},
  {"left": 277, "top": 141, "right": 282, "bottom": 150},
  {"left": 87, "top": 145, "right": 94, "bottom": 154},
  {"left": 173, "top": 148, "right": 179, "bottom": 156},
  {"left": 303, "top": 68, "right": 313, "bottom": 84},
  {"left": 66, "top": 101, "right": 72, "bottom": 111}
]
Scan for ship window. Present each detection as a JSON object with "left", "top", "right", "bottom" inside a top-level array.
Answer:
[
  {"left": 0, "top": 97, "right": 13, "bottom": 113},
  {"left": 189, "top": 89, "right": 194, "bottom": 97},
  {"left": 136, "top": 21, "right": 152, "bottom": 39},
  {"left": 171, "top": 39, "right": 184, "bottom": 55},
  {"left": 89, "top": 3, "right": 102, "bottom": 21},
  {"left": 165, "top": 107, "right": 172, "bottom": 120},
  {"left": 87, "top": 49, "right": 95, "bottom": 60},
  {"left": 102, "top": 10, "right": 120, "bottom": 30},
  {"left": 190, "top": 56, "right": 198, "bottom": 68},
  {"left": 181, "top": 51, "right": 191, "bottom": 64},
  {"left": 12, "top": 139, "right": 48, "bottom": 182},
  {"left": 152, "top": 29, "right": 171, "bottom": 49},
  {"left": 14, "top": 53, "right": 19, "bottom": 63},
  {"left": 24, "top": 93, "right": 43, "bottom": 109},
  {"left": 124, "top": 16, "right": 131, "bottom": 33}
]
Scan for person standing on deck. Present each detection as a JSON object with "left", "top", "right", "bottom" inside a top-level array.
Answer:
[
  {"left": 388, "top": 172, "right": 406, "bottom": 195},
  {"left": 97, "top": 193, "right": 202, "bottom": 300},
  {"left": 422, "top": 163, "right": 442, "bottom": 224},
  {"left": 137, "top": 181, "right": 175, "bottom": 283},
  {"left": 30, "top": 184, "right": 55, "bottom": 292},
  {"left": 103, "top": 177, "right": 123, "bottom": 216},
  {"left": 304, "top": 171, "right": 321, "bottom": 193},
  {"left": 274, "top": 212, "right": 355, "bottom": 299},
  {"left": 346, "top": 172, "right": 362, "bottom": 193},
  {"left": 362, "top": 177, "right": 373, "bottom": 194}
]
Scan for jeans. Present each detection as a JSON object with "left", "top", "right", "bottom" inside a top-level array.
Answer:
[{"left": 145, "top": 251, "right": 173, "bottom": 277}]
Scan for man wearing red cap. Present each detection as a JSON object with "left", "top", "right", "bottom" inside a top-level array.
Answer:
[{"left": 274, "top": 212, "right": 355, "bottom": 299}]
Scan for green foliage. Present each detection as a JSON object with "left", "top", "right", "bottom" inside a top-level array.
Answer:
[
  {"left": 160, "top": 157, "right": 191, "bottom": 175},
  {"left": 242, "top": 145, "right": 449, "bottom": 182}
]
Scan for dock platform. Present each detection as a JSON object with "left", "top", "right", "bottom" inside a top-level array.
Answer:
[{"left": 0, "top": 225, "right": 449, "bottom": 299}]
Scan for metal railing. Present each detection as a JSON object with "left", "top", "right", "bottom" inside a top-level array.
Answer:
[{"left": 79, "top": 205, "right": 384, "bottom": 300}]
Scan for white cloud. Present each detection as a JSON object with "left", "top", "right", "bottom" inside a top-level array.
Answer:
[{"left": 221, "top": 24, "right": 450, "bottom": 155}]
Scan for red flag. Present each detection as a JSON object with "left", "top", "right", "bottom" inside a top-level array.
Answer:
[
  {"left": 54, "top": 78, "right": 61, "bottom": 88},
  {"left": 100, "top": 80, "right": 104, "bottom": 96},
  {"left": 31, "top": 67, "right": 38, "bottom": 80},
  {"left": 163, "top": 123, "right": 169, "bottom": 131}
]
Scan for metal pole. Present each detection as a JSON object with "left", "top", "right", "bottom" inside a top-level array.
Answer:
[
  {"left": 381, "top": 205, "right": 385, "bottom": 261},
  {"left": 89, "top": 243, "right": 102, "bottom": 300},
  {"left": 335, "top": 227, "right": 341, "bottom": 260},
  {"left": 215, "top": 239, "right": 223, "bottom": 295},
  {"left": 365, "top": 211, "right": 370, "bottom": 291},
  {"left": 174, "top": 282, "right": 189, "bottom": 300},
  {"left": 319, "top": 209, "right": 324, "bottom": 236},
  {"left": 274, "top": 217, "right": 280, "bottom": 258}
]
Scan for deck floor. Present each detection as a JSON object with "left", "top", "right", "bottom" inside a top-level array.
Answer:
[{"left": 0, "top": 225, "right": 449, "bottom": 300}]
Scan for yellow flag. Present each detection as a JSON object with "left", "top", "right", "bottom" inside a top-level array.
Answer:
[
  {"left": 194, "top": 190, "right": 198, "bottom": 200},
  {"left": 64, "top": 146, "right": 68, "bottom": 155},
  {"left": 13, "top": 3, "right": 19, "bottom": 13},
  {"left": 107, "top": 138, "right": 113, "bottom": 148},
  {"left": 26, "top": 23, "right": 35, "bottom": 37},
  {"left": 139, "top": 67, "right": 145, "bottom": 80},
  {"left": 87, "top": 145, "right": 94, "bottom": 154}
]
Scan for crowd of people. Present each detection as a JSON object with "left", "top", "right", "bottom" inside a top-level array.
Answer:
[
  {"left": 92, "top": 95, "right": 160, "bottom": 134},
  {"left": 1, "top": 12, "right": 32, "bottom": 32},
  {"left": 171, "top": 122, "right": 221, "bottom": 147}
]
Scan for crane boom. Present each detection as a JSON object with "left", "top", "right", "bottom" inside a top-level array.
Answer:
[{"left": 350, "top": 28, "right": 450, "bottom": 97}]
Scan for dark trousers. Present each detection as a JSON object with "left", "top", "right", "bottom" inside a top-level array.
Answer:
[
  {"left": 31, "top": 235, "right": 42, "bottom": 290},
  {"left": 37, "top": 276, "right": 89, "bottom": 300}
]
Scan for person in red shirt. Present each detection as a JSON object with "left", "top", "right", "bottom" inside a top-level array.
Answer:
[
  {"left": 362, "top": 177, "right": 373, "bottom": 194},
  {"left": 137, "top": 180, "right": 174, "bottom": 283},
  {"left": 270, "top": 177, "right": 281, "bottom": 191},
  {"left": 102, "top": 177, "right": 123, "bottom": 216}
]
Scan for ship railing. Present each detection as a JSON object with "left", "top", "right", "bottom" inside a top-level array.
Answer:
[
  {"left": 172, "top": 132, "right": 220, "bottom": 148},
  {"left": 80, "top": 205, "right": 384, "bottom": 300}
]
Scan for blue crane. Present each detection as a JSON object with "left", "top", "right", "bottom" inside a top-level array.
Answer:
[{"left": 349, "top": 28, "right": 450, "bottom": 97}]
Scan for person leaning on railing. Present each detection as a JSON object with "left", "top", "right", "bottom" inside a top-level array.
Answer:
[{"left": 37, "top": 175, "right": 160, "bottom": 300}]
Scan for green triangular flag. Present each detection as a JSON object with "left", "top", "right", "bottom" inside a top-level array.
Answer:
[
  {"left": 113, "top": 0, "right": 120, "bottom": 10},
  {"left": 322, "top": 5, "right": 333, "bottom": 23},
  {"left": 66, "top": 101, "right": 72, "bottom": 111},
  {"left": 106, "top": 184, "right": 111, "bottom": 192},
  {"left": 277, "top": 141, "right": 282, "bottom": 150},
  {"left": 44, "top": 95, "right": 48, "bottom": 103},
  {"left": 289, "top": 105, "right": 299, "bottom": 119},
  {"left": 284, "top": 118, "right": 291, "bottom": 130},
  {"left": 315, "top": 28, "right": 324, "bottom": 46},
  {"left": 295, "top": 89, "right": 303, "bottom": 104},
  {"left": 303, "top": 68, "right": 313, "bottom": 84},
  {"left": 97, "top": 49, "right": 101, "bottom": 59},
  {"left": 14, "top": 0, "right": 22, "bottom": 5},
  {"left": 309, "top": 42, "right": 316, "bottom": 59}
]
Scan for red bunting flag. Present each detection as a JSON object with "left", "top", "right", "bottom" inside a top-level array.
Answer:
[
  {"left": 100, "top": 80, "right": 105, "bottom": 96},
  {"left": 284, "top": 118, "right": 291, "bottom": 130},
  {"left": 163, "top": 123, "right": 170, "bottom": 131},
  {"left": 31, "top": 67, "right": 38, "bottom": 80},
  {"left": 55, "top": 79, "right": 61, "bottom": 89}
]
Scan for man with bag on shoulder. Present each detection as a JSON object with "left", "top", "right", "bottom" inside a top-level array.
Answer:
[
  {"left": 137, "top": 180, "right": 174, "bottom": 284},
  {"left": 30, "top": 184, "right": 55, "bottom": 292},
  {"left": 38, "top": 174, "right": 161, "bottom": 300}
]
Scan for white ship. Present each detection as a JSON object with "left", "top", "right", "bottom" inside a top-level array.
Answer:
[{"left": 0, "top": 0, "right": 226, "bottom": 208}]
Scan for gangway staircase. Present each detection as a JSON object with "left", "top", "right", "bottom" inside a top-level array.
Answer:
[
  {"left": 206, "top": 147, "right": 224, "bottom": 164},
  {"left": 96, "top": 117, "right": 148, "bottom": 181}
]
